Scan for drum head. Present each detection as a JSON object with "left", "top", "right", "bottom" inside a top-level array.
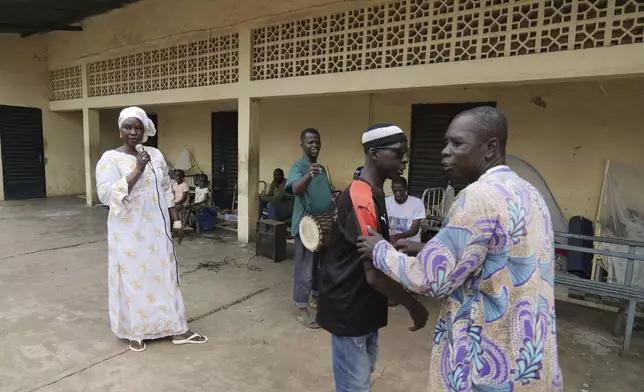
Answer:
[{"left": 299, "top": 215, "right": 321, "bottom": 252}]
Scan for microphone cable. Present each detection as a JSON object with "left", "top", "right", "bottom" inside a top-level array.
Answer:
[
  {"left": 139, "top": 146, "right": 264, "bottom": 285},
  {"left": 140, "top": 145, "right": 181, "bottom": 287}
]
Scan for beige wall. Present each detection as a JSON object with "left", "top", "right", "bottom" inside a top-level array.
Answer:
[
  {"left": 99, "top": 110, "right": 121, "bottom": 154},
  {"left": 157, "top": 102, "right": 242, "bottom": 177},
  {"left": 87, "top": 79, "right": 644, "bottom": 222},
  {"left": 153, "top": 104, "right": 212, "bottom": 177},
  {"left": 98, "top": 106, "right": 212, "bottom": 180},
  {"left": 35, "top": 0, "right": 644, "bottom": 242},
  {"left": 98, "top": 104, "right": 220, "bottom": 178},
  {"left": 0, "top": 36, "right": 85, "bottom": 199},
  {"left": 145, "top": 95, "right": 401, "bottom": 196},
  {"left": 44, "top": 111, "right": 84, "bottom": 196},
  {"left": 261, "top": 79, "right": 644, "bottom": 221},
  {"left": 105, "top": 101, "right": 237, "bottom": 180},
  {"left": 99, "top": 105, "right": 213, "bottom": 175},
  {"left": 259, "top": 95, "right": 375, "bottom": 191}
]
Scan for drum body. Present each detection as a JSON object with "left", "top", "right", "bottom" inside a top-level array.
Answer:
[{"left": 299, "top": 212, "right": 335, "bottom": 252}]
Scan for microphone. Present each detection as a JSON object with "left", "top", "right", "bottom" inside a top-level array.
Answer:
[{"left": 135, "top": 144, "right": 154, "bottom": 172}]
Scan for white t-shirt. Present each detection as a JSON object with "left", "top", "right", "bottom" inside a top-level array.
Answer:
[
  {"left": 194, "top": 186, "right": 209, "bottom": 203},
  {"left": 385, "top": 195, "right": 426, "bottom": 242}
]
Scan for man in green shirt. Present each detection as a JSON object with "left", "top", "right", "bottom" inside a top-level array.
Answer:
[
  {"left": 259, "top": 168, "right": 294, "bottom": 221},
  {"left": 286, "top": 128, "right": 334, "bottom": 328}
]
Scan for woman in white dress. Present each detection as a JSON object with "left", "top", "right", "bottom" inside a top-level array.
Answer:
[{"left": 96, "top": 107, "right": 207, "bottom": 352}]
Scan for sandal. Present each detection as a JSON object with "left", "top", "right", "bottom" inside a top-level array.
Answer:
[
  {"left": 173, "top": 333, "right": 208, "bottom": 345},
  {"left": 296, "top": 314, "right": 320, "bottom": 329},
  {"left": 129, "top": 341, "right": 147, "bottom": 352}
]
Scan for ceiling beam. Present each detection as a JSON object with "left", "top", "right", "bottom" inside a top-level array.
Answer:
[
  {"left": 21, "top": 24, "right": 82, "bottom": 38},
  {"left": 0, "top": 22, "right": 56, "bottom": 29},
  {"left": 1, "top": 0, "right": 140, "bottom": 36}
]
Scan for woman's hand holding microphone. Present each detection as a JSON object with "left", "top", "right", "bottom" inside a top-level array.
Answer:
[{"left": 134, "top": 144, "right": 151, "bottom": 173}]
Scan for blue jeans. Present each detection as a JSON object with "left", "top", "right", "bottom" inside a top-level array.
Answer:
[
  {"left": 259, "top": 200, "right": 269, "bottom": 220},
  {"left": 259, "top": 200, "right": 287, "bottom": 221},
  {"left": 331, "top": 332, "right": 379, "bottom": 392}
]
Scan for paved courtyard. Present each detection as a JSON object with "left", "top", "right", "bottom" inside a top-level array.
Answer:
[{"left": 0, "top": 198, "right": 643, "bottom": 392}]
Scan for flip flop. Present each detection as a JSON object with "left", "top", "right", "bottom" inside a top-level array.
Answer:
[
  {"left": 296, "top": 314, "right": 320, "bottom": 329},
  {"left": 129, "top": 341, "right": 147, "bottom": 352},
  {"left": 172, "top": 333, "right": 208, "bottom": 345}
]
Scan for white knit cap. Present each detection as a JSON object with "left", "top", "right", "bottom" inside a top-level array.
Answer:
[
  {"left": 118, "top": 106, "right": 157, "bottom": 143},
  {"left": 362, "top": 124, "right": 407, "bottom": 150}
]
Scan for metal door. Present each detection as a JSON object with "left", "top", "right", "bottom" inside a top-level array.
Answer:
[
  {"left": 0, "top": 105, "right": 46, "bottom": 200},
  {"left": 408, "top": 102, "right": 496, "bottom": 196},
  {"left": 211, "top": 111, "right": 238, "bottom": 209}
]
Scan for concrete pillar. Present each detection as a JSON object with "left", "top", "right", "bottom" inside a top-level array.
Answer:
[
  {"left": 83, "top": 108, "right": 100, "bottom": 206},
  {"left": 237, "top": 97, "right": 260, "bottom": 243},
  {"left": 238, "top": 24, "right": 251, "bottom": 83},
  {"left": 236, "top": 25, "right": 259, "bottom": 243}
]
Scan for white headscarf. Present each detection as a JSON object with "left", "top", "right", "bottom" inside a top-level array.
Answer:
[{"left": 117, "top": 106, "right": 157, "bottom": 144}]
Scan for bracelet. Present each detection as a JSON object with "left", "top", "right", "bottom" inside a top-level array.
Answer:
[{"left": 172, "top": 221, "right": 183, "bottom": 229}]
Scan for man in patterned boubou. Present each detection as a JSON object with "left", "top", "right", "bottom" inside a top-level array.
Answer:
[{"left": 358, "top": 107, "right": 563, "bottom": 391}]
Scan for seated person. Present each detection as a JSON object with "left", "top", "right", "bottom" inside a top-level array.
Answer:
[
  {"left": 168, "top": 169, "right": 177, "bottom": 188},
  {"left": 385, "top": 176, "right": 426, "bottom": 307},
  {"left": 182, "top": 176, "right": 214, "bottom": 229},
  {"left": 194, "top": 175, "right": 210, "bottom": 205},
  {"left": 259, "top": 168, "right": 294, "bottom": 221},
  {"left": 385, "top": 176, "right": 426, "bottom": 244},
  {"left": 172, "top": 169, "right": 190, "bottom": 211}
]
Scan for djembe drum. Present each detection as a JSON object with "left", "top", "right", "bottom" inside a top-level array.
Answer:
[{"left": 299, "top": 212, "right": 335, "bottom": 252}]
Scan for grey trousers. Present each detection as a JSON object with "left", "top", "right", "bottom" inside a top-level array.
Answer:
[{"left": 293, "top": 236, "right": 324, "bottom": 308}]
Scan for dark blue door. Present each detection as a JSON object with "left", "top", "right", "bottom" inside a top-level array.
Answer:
[
  {"left": 211, "top": 111, "right": 238, "bottom": 210},
  {"left": 0, "top": 105, "right": 46, "bottom": 200}
]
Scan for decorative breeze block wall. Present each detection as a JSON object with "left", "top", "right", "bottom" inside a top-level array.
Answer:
[
  {"left": 85, "top": 33, "right": 240, "bottom": 97},
  {"left": 251, "top": 0, "right": 644, "bottom": 80},
  {"left": 50, "top": 66, "right": 83, "bottom": 101}
]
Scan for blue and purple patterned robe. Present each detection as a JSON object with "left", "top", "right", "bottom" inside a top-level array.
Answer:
[{"left": 373, "top": 166, "right": 562, "bottom": 391}]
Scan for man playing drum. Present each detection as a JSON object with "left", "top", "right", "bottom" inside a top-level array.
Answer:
[
  {"left": 317, "top": 124, "right": 429, "bottom": 392},
  {"left": 286, "top": 128, "right": 334, "bottom": 328}
]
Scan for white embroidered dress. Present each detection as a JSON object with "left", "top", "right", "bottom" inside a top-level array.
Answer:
[{"left": 96, "top": 148, "right": 188, "bottom": 342}]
